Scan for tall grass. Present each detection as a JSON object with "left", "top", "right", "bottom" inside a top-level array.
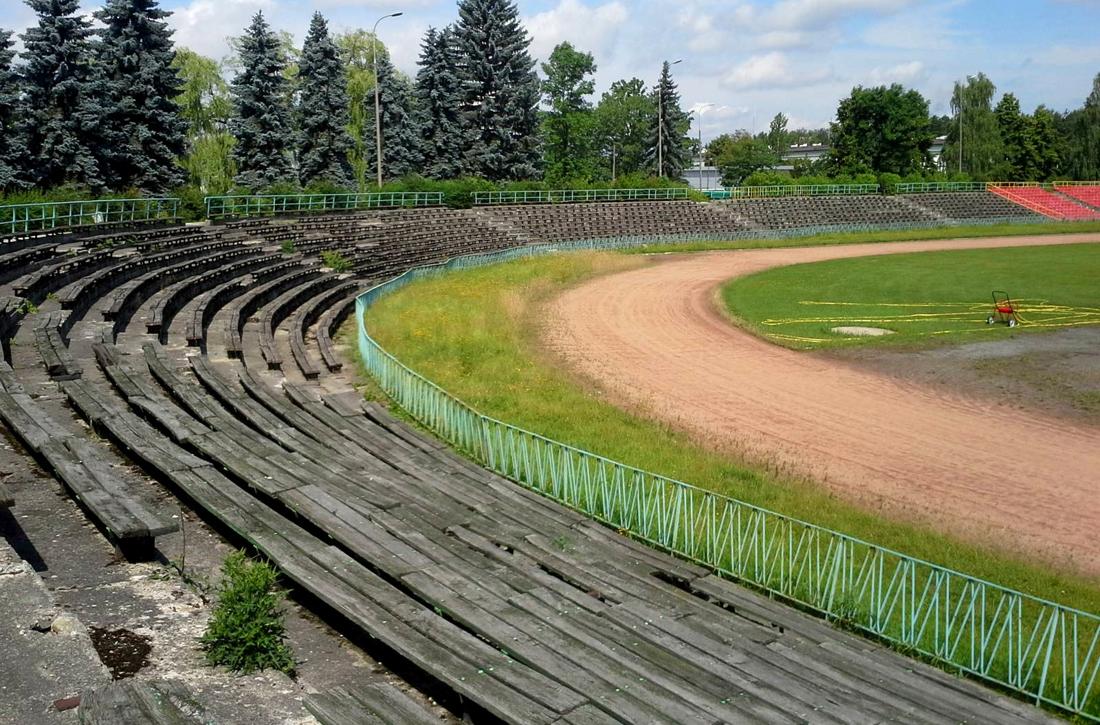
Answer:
[{"left": 364, "top": 251, "right": 1100, "bottom": 616}]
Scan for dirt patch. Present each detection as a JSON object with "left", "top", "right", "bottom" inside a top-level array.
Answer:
[
  {"left": 828, "top": 326, "right": 1100, "bottom": 425},
  {"left": 543, "top": 233, "right": 1100, "bottom": 575},
  {"left": 89, "top": 626, "right": 153, "bottom": 680}
]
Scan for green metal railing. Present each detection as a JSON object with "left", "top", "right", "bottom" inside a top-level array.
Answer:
[
  {"left": 472, "top": 188, "right": 690, "bottom": 205},
  {"left": 204, "top": 192, "right": 443, "bottom": 219},
  {"left": 1, "top": 197, "right": 179, "bottom": 237},
  {"left": 356, "top": 234, "right": 1100, "bottom": 721},
  {"left": 895, "top": 182, "right": 989, "bottom": 193},
  {"left": 728, "top": 184, "right": 880, "bottom": 198}
]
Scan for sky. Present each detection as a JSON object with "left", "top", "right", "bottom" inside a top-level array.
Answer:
[{"left": 3, "top": 0, "right": 1099, "bottom": 143}]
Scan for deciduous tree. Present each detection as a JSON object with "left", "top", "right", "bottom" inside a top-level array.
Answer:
[
  {"left": 715, "top": 136, "right": 778, "bottom": 186},
  {"left": 173, "top": 48, "right": 234, "bottom": 193},
  {"left": 943, "top": 73, "right": 1003, "bottom": 178},
  {"left": 829, "top": 84, "right": 933, "bottom": 175},
  {"left": 593, "top": 79, "right": 654, "bottom": 179},
  {"left": 336, "top": 29, "right": 388, "bottom": 188},
  {"left": 540, "top": 42, "right": 598, "bottom": 183}
]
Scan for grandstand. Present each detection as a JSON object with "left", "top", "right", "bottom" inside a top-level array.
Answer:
[
  {"left": 0, "top": 196, "right": 1090, "bottom": 722},
  {"left": 990, "top": 184, "right": 1100, "bottom": 220}
]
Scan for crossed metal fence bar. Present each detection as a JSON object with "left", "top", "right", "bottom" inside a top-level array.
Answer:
[
  {"left": 894, "top": 182, "right": 990, "bottom": 193},
  {"left": 471, "top": 188, "right": 690, "bottom": 205},
  {"left": 356, "top": 226, "right": 1100, "bottom": 720},
  {"left": 728, "top": 184, "right": 880, "bottom": 198},
  {"left": 1, "top": 197, "right": 180, "bottom": 238},
  {"left": 204, "top": 192, "right": 443, "bottom": 219}
]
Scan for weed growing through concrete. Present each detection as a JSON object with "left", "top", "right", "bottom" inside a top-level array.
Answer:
[{"left": 200, "top": 551, "right": 295, "bottom": 675}]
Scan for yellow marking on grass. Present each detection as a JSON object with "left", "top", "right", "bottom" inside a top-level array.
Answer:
[{"left": 757, "top": 298, "right": 1100, "bottom": 340}]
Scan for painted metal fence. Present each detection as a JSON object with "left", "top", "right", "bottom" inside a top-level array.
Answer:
[
  {"left": 356, "top": 234, "right": 1100, "bottom": 721},
  {"left": 471, "top": 188, "right": 690, "bottom": 205},
  {"left": 204, "top": 192, "right": 443, "bottom": 219},
  {"left": 728, "top": 183, "right": 880, "bottom": 198},
  {"left": 1, "top": 197, "right": 179, "bottom": 237},
  {"left": 895, "top": 182, "right": 989, "bottom": 193}
]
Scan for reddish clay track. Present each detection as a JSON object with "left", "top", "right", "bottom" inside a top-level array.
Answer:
[{"left": 544, "top": 234, "right": 1100, "bottom": 574}]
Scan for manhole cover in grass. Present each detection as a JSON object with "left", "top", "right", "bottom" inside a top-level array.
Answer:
[{"left": 831, "top": 326, "right": 895, "bottom": 337}]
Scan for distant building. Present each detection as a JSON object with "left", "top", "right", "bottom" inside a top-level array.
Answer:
[{"left": 684, "top": 163, "right": 722, "bottom": 190}]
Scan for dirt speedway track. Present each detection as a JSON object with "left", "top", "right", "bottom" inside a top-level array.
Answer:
[{"left": 545, "top": 234, "right": 1100, "bottom": 574}]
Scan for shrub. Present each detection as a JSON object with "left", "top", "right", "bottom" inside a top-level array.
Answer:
[
  {"left": 320, "top": 249, "right": 351, "bottom": 272},
  {"left": 280, "top": 239, "right": 296, "bottom": 254},
  {"left": 200, "top": 551, "right": 295, "bottom": 675}
]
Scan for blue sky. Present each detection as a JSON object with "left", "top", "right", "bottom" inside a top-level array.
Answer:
[{"left": 3, "top": 0, "right": 1098, "bottom": 142}]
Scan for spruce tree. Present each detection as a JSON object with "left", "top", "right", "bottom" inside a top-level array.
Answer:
[
  {"left": 415, "top": 26, "right": 466, "bottom": 179},
  {"left": 645, "top": 61, "right": 690, "bottom": 178},
  {"left": 297, "top": 13, "right": 353, "bottom": 189},
  {"left": 230, "top": 12, "right": 295, "bottom": 190},
  {"left": 19, "top": 0, "right": 102, "bottom": 189},
  {"left": 452, "top": 0, "right": 541, "bottom": 180},
  {"left": 366, "top": 54, "right": 422, "bottom": 182},
  {"left": 0, "top": 29, "right": 23, "bottom": 190},
  {"left": 92, "top": 0, "right": 187, "bottom": 193}
]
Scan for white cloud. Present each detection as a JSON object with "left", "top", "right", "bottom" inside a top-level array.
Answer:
[
  {"left": 868, "top": 60, "right": 927, "bottom": 84},
  {"left": 721, "top": 52, "right": 833, "bottom": 90},
  {"left": 168, "top": 0, "right": 273, "bottom": 60},
  {"left": 524, "top": 0, "right": 629, "bottom": 63}
]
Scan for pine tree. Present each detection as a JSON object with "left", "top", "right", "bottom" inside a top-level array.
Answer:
[
  {"left": 415, "top": 26, "right": 466, "bottom": 179},
  {"left": 92, "top": 0, "right": 187, "bottom": 193},
  {"left": 19, "top": 0, "right": 102, "bottom": 189},
  {"left": 645, "top": 61, "right": 690, "bottom": 178},
  {"left": 0, "top": 29, "right": 23, "bottom": 190},
  {"left": 230, "top": 12, "right": 295, "bottom": 190},
  {"left": 297, "top": 13, "right": 353, "bottom": 188},
  {"left": 452, "top": 0, "right": 541, "bottom": 180},
  {"left": 366, "top": 54, "right": 421, "bottom": 182}
]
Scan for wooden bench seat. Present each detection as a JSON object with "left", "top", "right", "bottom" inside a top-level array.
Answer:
[
  {"left": 0, "top": 362, "right": 176, "bottom": 558},
  {"left": 305, "top": 684, "right": 442, "bottom": 725},
  {"left": 77, "top": 678, "right": 208, "bottom": 724}
]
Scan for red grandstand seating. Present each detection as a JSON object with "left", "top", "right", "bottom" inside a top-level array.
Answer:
[
  {"left": 1055, "top": 184, "right": 1100, "bottom": 210},
  {"left": 990, "top": 185, "right": 1100, "bottom": 220}
]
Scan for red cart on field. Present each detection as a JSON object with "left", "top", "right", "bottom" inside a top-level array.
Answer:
[{"left": 986, "top": 290, "right": 1019, "bottom": 328}]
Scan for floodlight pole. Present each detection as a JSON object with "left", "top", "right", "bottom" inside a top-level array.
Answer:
[
  {"left": 658, "top": 59, "right": 682, "bottom": 177},
  {"left": 373, "top": 12, "right": 403, "bottom": 189}
]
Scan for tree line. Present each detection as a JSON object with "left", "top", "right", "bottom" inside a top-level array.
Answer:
[
  {"left": 0, "top": 0, "right": 694, "bottom": 200},
  {"left": 0, "top": 0, "right": 1097, "bottom": 202},
  {"left": 707, "top": 74, "right": 1100, "bottom": 188}
]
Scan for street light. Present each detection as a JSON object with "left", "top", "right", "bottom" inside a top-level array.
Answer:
[
  {"left": 657, "top": 59, "right": 682, "bottom": 178},
  {"left": 373, "top": 11, "right": 403, "bottom": 189}
]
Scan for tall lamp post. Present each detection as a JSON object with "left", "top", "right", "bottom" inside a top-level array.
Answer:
[
  {"left": 373, "top": 11, "right": 403, "bottom": 189},
  {"left": 657, "top": 58, "right": 682, "bottom": 177}
]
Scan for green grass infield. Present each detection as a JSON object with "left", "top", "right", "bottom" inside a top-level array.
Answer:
[{"left": 721, "top": 242, "right": 1100, "bottom": 349}]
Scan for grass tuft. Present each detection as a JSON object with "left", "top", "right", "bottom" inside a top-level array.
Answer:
[{"left": 201, "top": 551, "right": 295, "bottom": 676}]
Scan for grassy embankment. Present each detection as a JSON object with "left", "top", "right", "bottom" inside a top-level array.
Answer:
[
  {"left": 362, "top": 244, "right": 1100, "bottom": 616},
  {"left": 722, "top": 242, "right": 1100, "bottom": 349}
]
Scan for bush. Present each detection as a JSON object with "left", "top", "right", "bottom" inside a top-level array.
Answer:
[
  {"left": 280, "top": 239, "right": 296, "bottom": 254},
  {"left": 200, "top": 552, "right": 295, "bottom": 675},
  {"left": 320, "top": 249, "right": 351, "bottom": 272}
]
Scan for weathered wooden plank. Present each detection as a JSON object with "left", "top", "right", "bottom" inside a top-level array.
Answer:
[{"left": 305, "top": 684, "right": 441, "bottom": 725}]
